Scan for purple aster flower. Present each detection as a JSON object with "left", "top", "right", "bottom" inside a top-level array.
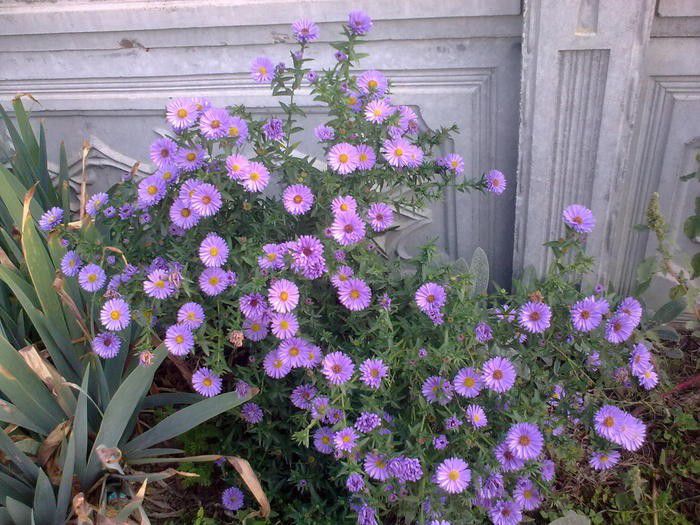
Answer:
[
  {"left": 242, "top": 317, "right": 269, "bottom": 341},
  {"left": 466, "top": 404, "right": 488, "bottom": 428},
  {"left": 421, "top": 376, "right": 453, "bottom": 405},
  {"left": 164, "top": 324, "right": 194, "bottom": 356},
  {"left": 149, "top": 137, "right": 178, "bottom": 168},
  {"left": 356, "top": 144, "right": 377, "bottom": 170},
  {"left": 506, "top": 422, "right": 544, "bottom": 460},
  {"left": 589, "top": 450, "right": 621, "bottom": 471},
  {"left": 234, "top": 380, "right": 251, "bottom": 398},
  {"left": 348, "top": 10, "right": 372, "bottom": 35},
  {"left": 313, "top": 426, "right": 334, "bottom": 454},
  {"left": 263, "top": 350, "right": 291, "bottom": 379},
  {"left": 330, "top": 265, "right": 354, "bottom": 289},
  {"left": 355, "top": 412, "right": 382, "bottom": 433},
  {"left": 306, "top": 70, "right": 318, "bottom": 83},
  {"left": 118, "top": 203, "right": 135, "bottom": 220},
  {"left": 366, "top": 203, "right": 393, "bottom": 232},
  {"left": 302, "top": 344, "right": 323, "bottom": 369},
  {"left": 570, "top": 296, "right": 603, "bottom": 332},
  {"left": 268, "top": 279, "right": 299, "bottom": 313},
  {"left": 334, "top": 427, "right": 359, "bottom": 453},
  {"left": 61, "top": 250, "right": 82, "bottom": 277},
  {"left": 381, "top": 138, "right": 412, "bottom": 168},
  {"left": 258, "top": 243, "right": 286, "bottom": 271},
  {"left": 314, "top": 124, "right": 335, "bottom": 142},
  {"left": 241, "top": 402, "right": 263, "bottom": 424},
  {"left": 636, "top": 365, "right": 659, "bottom": 390},
  {"left": 346, "top": 473, "right": 365, "bottom": 493},
  {"left": 99, "top": 298, "right": 131, "bottom": 331},
  {"left": 291, "top": 18, "right": 319, "bottom": 43},
  {"left": 78, "top": 263, "right": 106, "bottom": 292},
  {"left": 433, "top": 434, "right": 449, "bottom": 450},
  {"left": 199, "top": 107, "right": 230, "bottom": 140},
  {"left": 415, "top": 282, "right": 447, "bottom": 315},
  {"left": 283, "top": 184, "right": 314, "bottom": 215},
  {"left": 327, "top": 143, "right": 359, "bottom": 175},
  {"left": 103, "top": 206, "right": 117, "bottom": 218},
  {"left": 605, "top": 313, "right": 635, "bottom": 344},
  {"left": 540, "top": 459, "right": 555, "bottom": 482},
  {"left": 250, "top": 56, "right": 274, "bottom": 83},
  {"left": 143, "top": 269, "right": 175, "bottom": 299},
  {"left": 262, "top": 117, "right": 285, "bottom": 142},
  {"left": 321, "top": 351, "right": 354, "bottom": 385},
  {"left": 39, "top": 207, "right": 63, "bottom": 231},
  {"left": 199, "top": 233, "right": 229, "bottom": 268},
  {"left": 92, "top": 332, "right": 121, "bottom": 359},
  {"left": 86, "top": 192, "right": 108, "bottom": 217},
  {"left": 359, "top": 358, "right": 388, "bottom": 389},
  {"left": 290, "top": 384, "right": 317, "bottom": 410},
  {"left": 389, "top": 456, "right": 423, "bottom": 483},
  {"left": 357, "top": 70, "right": 388, "bottom": 95},
  {"left": 513, "top": 477, "right": 541, "bottom": 511},
  {"left": 630, "top": 343, "right": 652, "bottom": 374},
  {"left": 330, "top": 212, "right": 366, "bottom": 246},
  {"left": 489, "top": 499, "right": 522, "bottom": 525},
  {"left": 270, "top": 312, "right": 298, "bottom": 339},
  {"left": 364, "top": 453, "right": 390, "bottom": 481},
  {"left": 434, "top": 457, "right": 471, "bottom": 494},
  {"left": 357, "top": 505, "right": 378, "bottom": 525},
  {"left": 137, "top": 175, "right": 167, "bottom": 207},
  {"left": 485, "top": 170, "right": 507, "bottom": 195},
  {"left": 493, "top": 442, "right": 525, "bottom": 472},
  {"left": 518, "top": 301, "right": 552, "bottom": 333},
  {"left": 310, "top": 396, "right": 330, "bottom": 420},
  {"left": 481, "top": 357, "right": 517, "bottom": 393},
  {"left": 364, "top": 99, "right": 394, "bottom": 124},
  {"left": 444, "top": 416, "right": 463, "bottom": 431},
  {"left": 192, "top": 367, "right": 222, "bottom": 397},
  {"left": 238, "top": 161, "right": 270, "bottom": 192},
  {"left": 334, "top": 50, "right": 347, "bottom": 62},
  {"left": 177, "top": 302, "right": 205, "bottom": 329},
  {"left": 175, "top": 145, "right": 206, "bottom": 172},
  {"left": 617, "top": 296, "right": 643, "bottom": 326},
  {"left": 475, "top": 322, "right": 493, "bottom": 343},
  {"left": 190, "top": 182, "right": 222, "bottom": 217},
  {"left": 337, "top": 278, "right": 372, "bottom": 311},
  {"left": 166, "top": 98, "right": 197, "bottom": 130},
  {"left": 221, "top": 486, "right": 244, "bottom": 511},
  {"left": 563, "top": 204, "right": 595, "bottom": 233},
  {"left": 226, "top": 117, "right": 249, "bottom": 143},
  {"left": 238, "top": 294, "right": 268, "bottom": 322},
  {"left": 331, "top": 195, "right": 358, "bottom": 215},
  {"left": 277, "top": 337, "right": 308, "bottom": 368},
  {"left": 442, "top": 153, "right": 464, "bottom": 175},
  {"left": 199, "top": 267, "right": 228, "bottom": 296}
]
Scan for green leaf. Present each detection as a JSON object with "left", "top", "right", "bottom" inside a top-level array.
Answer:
[
  {"left": 692, "top": 252, "right": 700, "bottom": 280},
  {"left": 0, "top": 334, "right": 62, "bottom": 433},
  {"left": 84, "top": 345, "right": 167, "bottom": 486},
  {"left": 54, "top": 430, "right": 75, "bottom": 525},
  {"left": 549, "top": 511, "right": 591, "bottom": 525},
  {"left": 469, "top": 247, "right": 489, "bottom": 297},
  {"left": 0, "top": 401, "right": 45, "bottom": 434},
  {"left": 32, "top": 469, "right": 57, "bottom": 525},
  {"left": 4, "top": 497, "right": 32, "bottom": 525},
  {"left": 0, "top": 471, "right": 33, "bottom": 506},
  {"left": 651, "top": 298, "right": 687, "bottom": 325},
  {"left": 0, "top": 428, "right": 38, "bottom": 484},
  {"left": 73, "top": 369, "right": 89, "bottom": 486},
  {"left": 123, "top": 390, "right": 253, "bottom": 455}
]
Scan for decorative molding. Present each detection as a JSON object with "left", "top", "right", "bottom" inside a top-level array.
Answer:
[
  {"left": 613, "top": 76, "right": 700, "bottom": 292},
  {"left": 543, "top": 48, "right": 609, "bottom": 270}
]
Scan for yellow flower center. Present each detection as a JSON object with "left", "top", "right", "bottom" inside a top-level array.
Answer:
[
  {"left": 209, "top": 247, "right": 219, "bottom": 257},
  {"left": 147, "top": 185, "right": 158, "bottom": 195},
  {"left": 395, "top": 148, "right": 403, "bottom": 157},
  {"left": 464, "top": 377, "right": 475, "bottom": 387},
  {"left": 229, "top": 127, "right": 239, "bottom": 137},
  {"left": 110, "top": 310, "right": 121, "bottom": 320},
  {"left": 210, "top": 119, "right": 220, "bottom": 129},
  {"left": 203, "top": 378, "right": 213, "bottom": 387},
  {"left": 339, "top": 153, "right": 349, "bottom": 164},
  {"left": 87, "top": 274, "right": 97, "bottom": 283},
  {"left": 258, "top": 66, "right": 267, "bottom": 76},
  {"left": 448, "top": 470, "right": 459, "bottom": 481},
  {"left": 177, "top": 108, "right": 188, "bottom": 118},
  {"left": 154, "top": 280, "right": 165, "bottom": 289},
  {"left": 289, "top": 347, "right": 300, "bottom": 357},
  {"left": 493, "top": 369, "right": 503, "bottom": 380},
  {"left": 181, "top": 208, "right": 191, "bottom": 218},
  {"left": 186, "top": 152, "right": 196, "bottom": 161},
  {"left": 209, "top": 277, "right": 219, "bottom": 286},
  {"left": 202, "top": 196, "right": 212, "bottom": 204},
  {"left": 368, "top": 79, "right": 378, "bottom": 89},
  {"left": 279, "top": 291, "right": 289, "bottom": 301},
  {"left": 280, "top": 320, "right": 289, "bottom": 329},
  {"left": 359, "top": 153, "right": 367, "bottom": 162},
  {"left": 603, "top": 416, "right": 614, "bottom": 428},
  {"left": 293, "top": 195, "right": 303, "bottom": 204},
  {"left": 251, "top": 323, "right": 261, "bottom": 332},
  {"left": 350, "top": 290, "right": 360, "bottom": 299},
  {"left": 175, "top": 335, "right": 184, "bottom": 344},
  {"left": 162, "top": 171, "right": 173, "bottom": 180},
  {"left": 518, "top": 435, "right": 531, "bottom": 446},
  {"left": 249, "top": 171, "right": 260, "bottom": 181}
]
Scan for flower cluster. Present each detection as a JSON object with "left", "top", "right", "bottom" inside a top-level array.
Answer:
[{"left": 51, "top": 11, "right": 662, "bottom": 524}]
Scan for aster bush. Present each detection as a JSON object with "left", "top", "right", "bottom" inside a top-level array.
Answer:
[{"left": 44, "top": 10, "right": 679, "bottom": 525}]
